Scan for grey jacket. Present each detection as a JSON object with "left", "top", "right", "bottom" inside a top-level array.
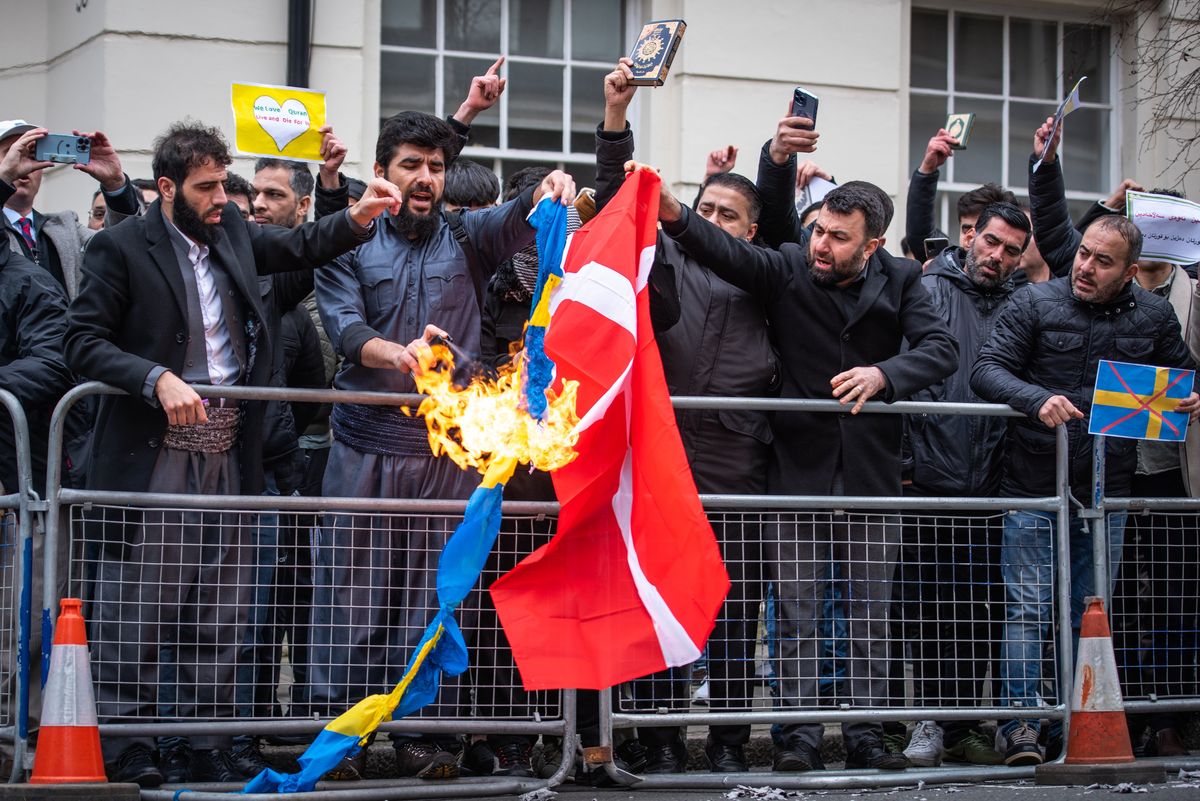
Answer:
[{"left": 2, "top": 178, "right": 142, "bottom": 299}]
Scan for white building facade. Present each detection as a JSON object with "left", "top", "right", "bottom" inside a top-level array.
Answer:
[{"left": 3, "top": 0, "right": 1196, "bottom": 242}]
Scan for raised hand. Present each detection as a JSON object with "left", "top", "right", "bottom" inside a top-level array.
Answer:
[
  {"left": 704, "top": 146, "right": 738, "bottom": 180},
  {"left": 918, "top": 129, "right": 959, "bottom": 174},
  {"left": 456, "top": 56, "right": 507, "bottom": 124},
  {"left": 349, "top": 177, "right": 404, "bottom": 226},
  {"left": 318, "top": 125, "right": 348, "bottom": 189}
]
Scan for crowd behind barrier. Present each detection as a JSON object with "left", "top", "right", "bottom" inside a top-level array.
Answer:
[
  {"left": 3, "top": 42, "right": 1200, "bottom": 793},
  {"left": 27, "top": 382, "right": 1139, "bottom": 791}
]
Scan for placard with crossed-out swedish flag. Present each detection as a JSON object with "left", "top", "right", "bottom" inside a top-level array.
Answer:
[{"left": 1088, "top": 360, "right": 1195, "bottom": 441}]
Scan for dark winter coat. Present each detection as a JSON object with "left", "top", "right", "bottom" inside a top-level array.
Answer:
[
  {"left": 906, "top": 248, "right": 1015, "bottom": 496},
  {"left": 662, "top": 206, "right": 959, "bottom": 497},
  {"left": 971, "top": 276, "right": 1195, "bottom": 499}
]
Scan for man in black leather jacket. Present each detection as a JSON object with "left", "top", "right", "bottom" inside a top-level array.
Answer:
[{"left": 971, "top": 213, "right": 1198, "bottom": 766}]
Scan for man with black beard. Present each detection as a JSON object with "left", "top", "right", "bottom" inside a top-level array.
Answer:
[
  {"left": 311, "top": 111, "right": 575, "bottom": 781},
  {"left": 64, "top": 121, "right": 399, "bottom": 787},
  {"left": 645, "top": 174, "right": 958, "bottom": 773},
  {"left": 897, "top": 202, "right": 1030, "bottom": 768}
]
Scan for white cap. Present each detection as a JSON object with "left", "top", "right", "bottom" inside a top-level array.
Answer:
[{"left": 0, "top": 120, "right": 37, "bottom": 142}]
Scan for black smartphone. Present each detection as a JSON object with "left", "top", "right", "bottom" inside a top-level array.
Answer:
[
  {"left": 790, "top": 87, "right": 819, "bottom": 130},
  {"left": 34, "top": 133, "right": 91, "bottom": 165},
  {"left": 924, "top": 236, "right": 950, "bottom": 256}
]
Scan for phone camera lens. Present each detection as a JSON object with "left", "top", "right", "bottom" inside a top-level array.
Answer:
[{"left": 77, "top": 137, "right": 90, "bottom": 150}]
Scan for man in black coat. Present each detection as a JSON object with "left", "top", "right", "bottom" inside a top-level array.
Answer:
[
  {"left": 64, "top": 121, "right": 398, "bottom": 787},
  {"left": 970, "top": 214, "right": 1198, "bottom": 766},
  {"left": 649, "top": 173, "right": 958, "bottom": 772}
]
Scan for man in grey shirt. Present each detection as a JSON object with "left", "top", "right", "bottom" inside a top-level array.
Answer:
[{"left": 312, "top": 110, "right": 574, "bottom": 780}]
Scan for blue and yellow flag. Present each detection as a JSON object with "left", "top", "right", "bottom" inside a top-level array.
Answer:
[
  {"left": 242, "top": 457, "right": 517, "bottom": 794},
  {"left": 1088, "top": 359, "right": 1194, "bottom": 442}
]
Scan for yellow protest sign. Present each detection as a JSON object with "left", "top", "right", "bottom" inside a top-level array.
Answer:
[{"left": 230, "top": 82, "right": 327, "bottom": 162}]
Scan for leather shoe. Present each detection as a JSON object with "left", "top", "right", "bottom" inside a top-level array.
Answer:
[
  {"left": 159, "top": 743, "right": 191, "bottom": 784},
  {"left": 1146, "top": 727, "right": 1189, "bottom": 757},
  {"left": 189, "top": 749, "right": 242, "bottom": 783},
  {"left": 846, "top": 738, "right": 910, "bottom": 770},
  {"left": 642, "top": 740, "right": 687, "bottom": 774},
  {"left": 106, "top": 744, "right": 164, "bottom": 788},
  {"left": 704, "top": 738, "right": 748, "bottom": 772},
  {"left": 226, "top": 739, "right": 272, "bottom": 779},
  {"left": 773, "top": 742, "right": 824, "bottom": 772}
]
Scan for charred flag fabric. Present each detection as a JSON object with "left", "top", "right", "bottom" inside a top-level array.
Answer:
[{"left": 491, "top": 169, "right": 731, "bottom": 691}]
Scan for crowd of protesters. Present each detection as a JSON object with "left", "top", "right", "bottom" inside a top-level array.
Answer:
[{"left": 1, "top": 49, "right": 1198, "bottom": 788}]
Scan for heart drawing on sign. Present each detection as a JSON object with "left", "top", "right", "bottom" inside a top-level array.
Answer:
[{"left": 252, "top": 96, "right": 311, "bottom": 151}]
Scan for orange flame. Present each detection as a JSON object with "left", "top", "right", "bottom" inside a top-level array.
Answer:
[{"left": 410, "top": 344, "right": 580, "bottom": 475}]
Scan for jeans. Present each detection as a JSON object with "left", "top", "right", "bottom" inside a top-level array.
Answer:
[{"left": 999, "top": 508, "right": 1127, "bottom": 735}]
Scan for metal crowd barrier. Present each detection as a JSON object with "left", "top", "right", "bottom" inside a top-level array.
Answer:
[
  {"left": 0, "top": 390, "right": 34, "bottom": 784},
  {"left": 1094, "top": 437, "right": 1200, "bottom": 725},
  {"left": 593, "top": 398, "right": 1075, "bottom": 789},
  {"left": 35, "top": 383, "right": 1092, "bottom": 795}
]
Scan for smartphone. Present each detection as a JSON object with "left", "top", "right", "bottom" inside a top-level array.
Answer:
[
  {"left": 34, "top": 134, "right": 91, "bottom": 165},
  {"left": 790, "top": 87, "right": 819, "bottom": 130},
  {"left": 924, "top": 236, "right": 950, "bottom": 256}
]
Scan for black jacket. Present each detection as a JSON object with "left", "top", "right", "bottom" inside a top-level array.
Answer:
[
  {"left": 65, "top": 200, "right": 369, "bottom": 495},
  {"left": 970, "top": 277, "right": 1195, "bottom": 499},
  {"left": 662, "top": 206, "right": 959, "bottom": 497},
  {"left": 1028, "top": 154, "right": 1082, "bottom": 278},
  {"left": 906, "top": 249, "right": 1015, "bottom": 496},
  {"left": 753, "top": 141, "right": 814, "bottom": 250},
  {"left": 597, "top": 127, "right": 777, "bottom": 494},
  {"left": 0, "top": 244, "right": 74, "bottom": 496},
  {"left": 904, "top": 168, "right": 940, "bottom": 263}
]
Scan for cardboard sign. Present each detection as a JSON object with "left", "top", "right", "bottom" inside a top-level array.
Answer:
[
  {"left": 231, "top": 82, "right": 327, "bottom": 163},
  {"left": 1126, "top": 191, "right": 1200, "bottom": 266}
]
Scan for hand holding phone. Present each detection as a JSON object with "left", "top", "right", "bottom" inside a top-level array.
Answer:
[
  {"left": 924, "top": 236, "right": 949, "bottom": 257},
  {"left": 34, "top": 134, "right": 91, "bottom": 165},
  {"left": 790, "top": 87, "right": 820, "bottom": 130}
]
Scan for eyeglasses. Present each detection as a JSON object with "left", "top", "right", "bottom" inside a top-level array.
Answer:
[{"left": 90, "top": 208, "right": 106, "bottom": 220}]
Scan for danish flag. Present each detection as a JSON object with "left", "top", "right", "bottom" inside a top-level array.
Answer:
[{"left": 491, "top": 169, "right": 730, "bottom": 690}]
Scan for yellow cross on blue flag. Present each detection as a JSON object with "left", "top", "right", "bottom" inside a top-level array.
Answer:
[{"left": 1088, "top": 359, "right": 1195, "bottom": 441}]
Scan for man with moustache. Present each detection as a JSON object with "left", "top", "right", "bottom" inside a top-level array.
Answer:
[
  {"left": 311, "top": 110, "right": 575, "bottom": 780},
  {"left": 646, "top": 172, "right": 958, "bottom": 773},
  {"left": 971, "top": 212, "right": 1199, "bottom": 766},
  {"left": 64, "top": 121, "right": 400, "bottom": 787},
  {"left": 898, "top": 202, "right": 1031, "bottom": 768}
]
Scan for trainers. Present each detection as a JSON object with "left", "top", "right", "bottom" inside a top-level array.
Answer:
[
  {"left": 944, "top": 729, "right": 1003, "bottom": 765},
  {"left": 883, "top": 730, "right": 909, "bottom": 755},
  {"left": 226, "top": 739, "right": 272, "bottom": 779},
  {"left": 692, "top": 680, "right": 710, "bottom": 704},
  {"left": 1000, "top": 724, "right": 1043, "bottom": 767},
  {"left": 903, "top": 721, "right": 943, "bottom": 767},
  {"left": 394, "top": 739, "right": 458, "bottom": 780},
  {"left": 494, "top": 740, "right": 534, "bottom": 778},
  {"left": 106, "top": 744, "right": 164, "bottom": 788}
]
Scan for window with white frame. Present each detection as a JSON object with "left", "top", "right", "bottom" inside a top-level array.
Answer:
[
  {"left": 909, "top": 6, "right": 1116, "bottom": 231},
  {"left": 381, "top": 0, "right": 631, "bottom": 189}
]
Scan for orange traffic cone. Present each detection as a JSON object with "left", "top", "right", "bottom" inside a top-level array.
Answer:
[
  {"left": 29, "top": 598, "right": 106, "bottom": 784},
  {"left": 1036, "top": 596, "right": 1163, "bottom": 786},
  {"left": 1065, "top": 596, "right": 1133, "bottom": 765}
]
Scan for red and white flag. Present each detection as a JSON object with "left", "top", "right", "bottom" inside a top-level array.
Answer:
[{"left": 490, "top": 169, "right": 730, "bottom": 690}]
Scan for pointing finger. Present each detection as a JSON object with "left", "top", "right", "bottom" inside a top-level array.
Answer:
[{"left": 487, "top": 55, "right": 505, "bottom": 75}]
